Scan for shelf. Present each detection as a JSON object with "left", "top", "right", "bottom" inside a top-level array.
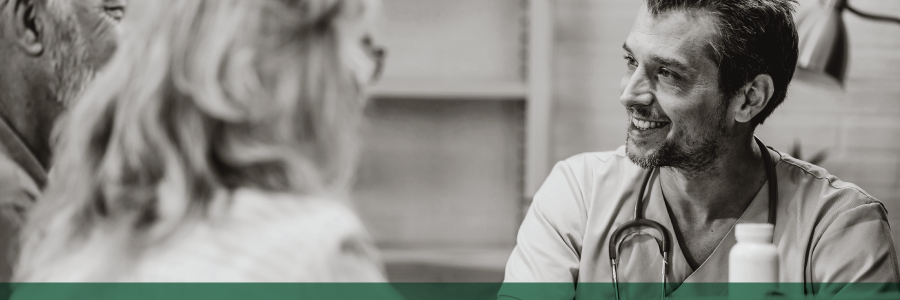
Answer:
[{"left": 370, "top": 79, "right": 528, "bottom": 100}]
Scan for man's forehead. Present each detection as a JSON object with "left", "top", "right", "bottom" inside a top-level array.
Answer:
[{"left": 626, "top": 5, "right": 719, "bottom": 67}]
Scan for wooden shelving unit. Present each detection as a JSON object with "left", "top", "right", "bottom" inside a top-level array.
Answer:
[
  {"left": 356, "top": 0, "right": 553, "bottom": 281},
  {"left": 368, "top": 0, "right": 552, "bottom": 198}
]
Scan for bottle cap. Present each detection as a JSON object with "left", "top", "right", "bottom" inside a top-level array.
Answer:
[{"left": 735, "top": 223, "right": 774, "bottom": 243}]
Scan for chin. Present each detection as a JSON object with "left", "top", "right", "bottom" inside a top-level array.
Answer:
[
  {"left": 626, "top": 135, "right": 660, "bottom": 154},
  {"left": 625, "top": 137, "right": 658, "bottom": 169}
]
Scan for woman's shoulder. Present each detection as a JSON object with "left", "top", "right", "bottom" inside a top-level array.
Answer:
[
  {"left": 224, "top": 189, "right": 385, "bottom": 281},
  {"left": 226, "top": 188, "right": 370, "bottom": 245},
  {"left": 131, "top": 189, "right": 383, "bottom": 282}
]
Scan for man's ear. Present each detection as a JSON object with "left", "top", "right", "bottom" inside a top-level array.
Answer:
[
  {"left": 14, "top": 0, "right": 43, "bottom": 56},
  {"left": 733, "top": 74, "right": 774, "bottom": 123}
]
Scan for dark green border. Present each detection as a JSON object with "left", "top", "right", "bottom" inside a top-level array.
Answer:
[{"left": 1, "top": 283, "right": 898, "bottom": 300}]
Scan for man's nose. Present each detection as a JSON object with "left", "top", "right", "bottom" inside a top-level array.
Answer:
[{"left": 619, "top": 68, "right": 653, "bottom": 108}]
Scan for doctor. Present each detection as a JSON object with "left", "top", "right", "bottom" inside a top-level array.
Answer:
[{"left": 499, "top": 0, "right": 900, "bottom": 299}]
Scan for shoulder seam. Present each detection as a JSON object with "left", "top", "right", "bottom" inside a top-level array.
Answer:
[{"left": 780, "top": 158, "right": 879, "bottom": 205}]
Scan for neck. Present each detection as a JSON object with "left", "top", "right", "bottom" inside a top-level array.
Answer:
[
  {"left": 0, "top": 69, "right": 63, "bottom": 169},
  {"left": 659, "top": 134, "right": 767, "bottom": 224}
]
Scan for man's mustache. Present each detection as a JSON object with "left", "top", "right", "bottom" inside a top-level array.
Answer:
[{"left": 627, "top": 107, "right": 668, "bottom": 121}]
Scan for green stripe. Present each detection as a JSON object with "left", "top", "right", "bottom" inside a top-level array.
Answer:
[{"left": 3, "top": 283, "right": 899, "bottom": 300}]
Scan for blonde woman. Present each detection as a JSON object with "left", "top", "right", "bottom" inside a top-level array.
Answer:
[{"left": 13, "top": 0, "right": 389, "bottom": 283}]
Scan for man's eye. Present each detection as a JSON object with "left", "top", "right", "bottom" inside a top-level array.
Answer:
[
  {"left": 623, "top": 55, "right": 638, "bottom": 68},
  {"left": 104, "top": 6, "right": 125, "bottom": 21},
  {"left": 658, "top": 67, "right": 678, "bottom": 79}
]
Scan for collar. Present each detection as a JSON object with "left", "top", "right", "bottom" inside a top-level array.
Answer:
[
  {"left": 0, "top": 117, "right": 47, "bottom": 188},
  {"left": 644, "top": 154, "right": 776, "bottom": 297}
]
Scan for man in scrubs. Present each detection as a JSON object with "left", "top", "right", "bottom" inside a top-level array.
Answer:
[
  {"left": 499, "top": 0, "right": 899, "bottom": 299},
  {"left": 0, "top": 0, "right": 125, "bottom": 281}
]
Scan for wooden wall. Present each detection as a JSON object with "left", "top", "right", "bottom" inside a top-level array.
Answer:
[{"left": 551, "top": 0, "right": 900, "bottom": 254}]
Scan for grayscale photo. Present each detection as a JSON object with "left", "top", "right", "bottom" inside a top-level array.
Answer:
[{"left": 0, "top": 0, "right": 898, "bottom": 299}]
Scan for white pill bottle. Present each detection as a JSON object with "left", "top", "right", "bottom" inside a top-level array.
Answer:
[{"left": 729, "top": 223, "right": 779, "bottom": 298}]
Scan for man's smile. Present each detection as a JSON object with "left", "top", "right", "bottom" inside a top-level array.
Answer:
[
  {"left": 629, "top": 115, "right": 671, "bottom": 139},
  {"left": 631, "top": 117, "right": 670, "bottom": 130}
]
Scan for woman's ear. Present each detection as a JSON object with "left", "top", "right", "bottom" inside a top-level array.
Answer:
[
  {"left": 14, "top": 0, "right": 44, "bottom": 56},
  {"left": 734, "top": 74, "right": 774, "bottom": 123}
]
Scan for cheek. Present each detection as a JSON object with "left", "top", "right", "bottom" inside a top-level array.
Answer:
[
  {"left": 678, "top": 104, "right": 726, "bottom": 138},
  {"left": 73, "top": 6, "right": 120, "bottom": 69},
  {"left": 341, "top": 42, "right": 374, "bottom": 86},
  {"left": 85, "top": 27, "right": 118, "bottom": 70},
  {"left": 664, "top": 102, "right": 706, "bottom": 133}
]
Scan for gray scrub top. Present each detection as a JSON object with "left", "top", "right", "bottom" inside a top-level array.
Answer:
[{"left": 499, "top": 145, "right": 900, "bottom": 299}]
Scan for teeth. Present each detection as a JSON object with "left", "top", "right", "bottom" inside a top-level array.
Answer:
[{"left": 632, "top": 118, "right": 667, "bottom": 130}]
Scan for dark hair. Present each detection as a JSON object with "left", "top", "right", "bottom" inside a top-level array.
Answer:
[{"left": 645, "top": 0, "right": 799, "bottom": 126}]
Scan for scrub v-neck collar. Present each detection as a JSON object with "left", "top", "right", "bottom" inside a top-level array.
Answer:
[{"left": 643, "top": 169, "right": 772, "bottom": 297}]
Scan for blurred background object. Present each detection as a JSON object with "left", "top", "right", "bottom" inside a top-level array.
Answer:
[
  {"left": 796, "top": 0, "right": 900, "bottom": 85},
  {"left": 356, "top": 0, "right": 551, "bottom": 282},
  {"left": 763, "top": 0, "right": 900, "bottom": 261},
  {"left": 790, "top": 139, "right": 830, "bottom": 166},
  {"left": 356, "top": 0, "right": 900, "bottom": 282}
]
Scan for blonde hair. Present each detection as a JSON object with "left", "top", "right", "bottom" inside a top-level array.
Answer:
[{"left": 16, "top": 0, "right": 379, "bottom": 281}]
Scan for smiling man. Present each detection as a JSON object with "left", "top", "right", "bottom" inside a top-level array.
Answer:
[
  {"left": 0, "top": 0, "right": 125, "bottom": 280},
  {"left": 498, "top": 0, "right": 899, "bottom": 299}
]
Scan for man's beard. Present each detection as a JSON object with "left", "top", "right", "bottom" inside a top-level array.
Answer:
[
  {"left": 626, "top": 106, "right": 728, "bottom": 174},
  {"left": 55, "top": 55, "right": 94, "bottom": 107},
  {"left": 47, "top": 11, "right": 95, "bottom": 106}
]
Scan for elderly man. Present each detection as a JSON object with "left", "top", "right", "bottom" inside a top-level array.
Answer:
[
  {"left": 499, "top": 0, "right": 899, "bottom": 299},
  {"left": 0, "top": 0, "right": 124, "bottom": 280}
]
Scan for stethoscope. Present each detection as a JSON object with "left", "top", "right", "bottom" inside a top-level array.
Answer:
[{"left": 608, "top": 137, "right": 778, "bottom": 300}]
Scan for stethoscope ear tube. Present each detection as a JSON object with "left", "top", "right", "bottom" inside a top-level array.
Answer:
[
  {"left": 632, "top": 168, "right": 654, "bottom": 221},
  {"left": 757, "top": 137, "right": 778, "bottom": 225}
]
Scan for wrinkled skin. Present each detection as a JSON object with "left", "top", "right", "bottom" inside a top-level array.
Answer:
[
  {"left": 70, "top": 0, "right": 124, "bottom": 83},
  {"left": 0, "top": 0, "right": 125, "bottom": 167},
  {"left": 50, "top": 0, "right": 126, "bottom": 105}
]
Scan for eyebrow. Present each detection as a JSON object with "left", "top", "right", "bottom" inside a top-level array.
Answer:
[{"left": 622, "top": 43, "right": 694, "bottom": 73}]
